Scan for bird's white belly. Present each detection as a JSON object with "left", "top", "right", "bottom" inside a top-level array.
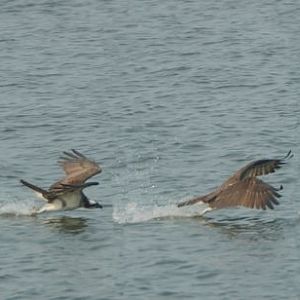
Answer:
[
  {"left": 60, "top": 192, "right": 82, "bottom": 209},
  {"left": 36, "top": 192, "right": 82, "bottom": 213}
]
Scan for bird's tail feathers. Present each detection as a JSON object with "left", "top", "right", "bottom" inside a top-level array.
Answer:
[
  {"left": 178, "top": 192, "right": 215, "bottom": 207},
  {"left": 20, "top": 179, "right": 48, "bottom": 196}
]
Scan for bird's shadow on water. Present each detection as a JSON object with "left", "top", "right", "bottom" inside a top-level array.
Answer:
[
  {"left": 0, "top": 199, "right": 89, "bottom": 234},
  {"left": 194, "top": 213, "right": 297, "bottom": 241},
  {"left": 40, "top": 215, "right": 89, "bottom": 234}
]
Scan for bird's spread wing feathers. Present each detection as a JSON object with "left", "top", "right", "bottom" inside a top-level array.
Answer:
[
  {"left": 209, "top": 151, "right": 292, "bottom": 210},
  {"left": 238, "top": 150, "right": 293, "bottom": 180},
  {"left": 177, "top": 192, "right": 216, "bottom": 207},
  {"left": 210, "top": 178, "right": 281, "bottom": 210},
  {"left": 50, "top": 149, "right": 102, "bottom": 190},
  {"left": 59, "top": 149, "right": 101, "bottom": 178},
  {"left": 177, "top": 151, "right": 292, "bottom": 210}
]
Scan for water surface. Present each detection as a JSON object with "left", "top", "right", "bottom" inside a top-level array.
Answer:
[{"left": 0, "top": 0, "right": 299, "bottom": 299}]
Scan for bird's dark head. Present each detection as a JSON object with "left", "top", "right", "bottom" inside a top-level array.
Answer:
[
  {"left": 81, "top": 192, "right": 103, "bottom": 209},
  {"left": 85, "top": 201, "right": 103, "bottom": 209},
  {"left": 92, "top": 202, "right": 103, "bottom": 209}
]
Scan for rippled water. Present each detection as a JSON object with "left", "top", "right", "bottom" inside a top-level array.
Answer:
[{"left": 0, "top": 0, "right": 299, "bottom": 299}]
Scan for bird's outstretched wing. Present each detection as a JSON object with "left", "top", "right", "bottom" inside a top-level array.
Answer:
[
  {"left": 209, "top": 178, "right": 282, "bottom": 210},
  {"left": 177, "top": 151, "right": 292, "bottom": 210},
  {"left": 237, "top": 150, "right": 293, "bottom": 180},
  {"left": 50, "top": 149, "right": 102, "bottom": 190},
  {"left": 177, "top": 192, "right": 216, "bottom": 207}
]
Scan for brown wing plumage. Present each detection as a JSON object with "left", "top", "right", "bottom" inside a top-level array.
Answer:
[
  {"left": 177, "top": 192, "right": 216, "bottom": 207},
  {"left": 50, "top": 149, "right": 102, "bottom": 190},
  {"left": 205, "top": 151, "right": 293, "bottom": 210},
  {"left": 209, "top": 178, "right": 281, "bottom": 210},
  {"left": 177, "top": 151, "right": 292, "bottom": 210},
  {"left": 237, "top": 150, "right": 293, "bottom": 180}
]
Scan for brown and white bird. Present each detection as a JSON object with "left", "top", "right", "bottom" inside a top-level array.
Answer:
[
  {"left": 178, "top": 151, "right": 293, "bottom": 214},
  {"left": 20, "top": 149, "right": 103, "bottom": 213}
]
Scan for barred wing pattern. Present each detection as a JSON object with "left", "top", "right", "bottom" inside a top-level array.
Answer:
[
  {"left": 238, "top": 150, "right": 293, "bottom": 180},
  {"left": 50, "top": 149, "right": 102, "bottom": 191},
  {"left": 209, "top": 178, "right": 281, "bottom": 210},
  {"left": 178, "top": 151, "right": 292, "bottom": 210}
]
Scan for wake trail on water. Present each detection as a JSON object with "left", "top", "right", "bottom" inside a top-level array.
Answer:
[
  {"left": 0, "top": 196, "right": 42, "bottom": 216},
  {"left": 113, "top": 201, "right": 207, "bottom": 224}
]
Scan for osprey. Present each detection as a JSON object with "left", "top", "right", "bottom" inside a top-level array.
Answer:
[
  {"left": 178, "top": 151, "right": 293, "bottom": 214},
  {"left": 20, "top": 149, "right": 103, "bottom": 213}
]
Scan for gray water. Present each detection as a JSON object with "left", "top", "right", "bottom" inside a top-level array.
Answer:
[{"left": 0, "top": 0, "right": 299, "bottom": 299}]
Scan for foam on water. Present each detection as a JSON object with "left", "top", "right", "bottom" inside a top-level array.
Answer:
[
  {"left": 113, "top": 201, "right": 208, "bottom": 224},
  {"left": 0, "top": 197, "right": 42, "bottom": 216}
]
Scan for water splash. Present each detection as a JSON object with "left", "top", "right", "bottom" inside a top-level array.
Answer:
[
  {"left": 0, "top": 197, "right": 42, "bottom": 216},
  {"left": 113, "top": 201, "right": 208, "bottom": 224}
]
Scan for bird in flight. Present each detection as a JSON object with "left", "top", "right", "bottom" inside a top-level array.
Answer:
[
  {"left": 177, "top": 151, "right": 293, "bottom": 214},
  {"left": 20, "top": 149, "right": 103, "bottom": 214}
]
